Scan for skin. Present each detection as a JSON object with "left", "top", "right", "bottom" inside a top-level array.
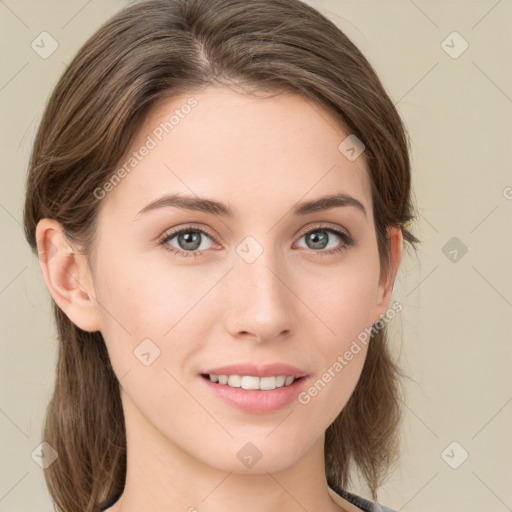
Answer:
[{"left": 36, "top": 86, "right": 402, "bottom": 512}]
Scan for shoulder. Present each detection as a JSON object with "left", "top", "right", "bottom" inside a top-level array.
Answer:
[{"left": 328, "top": 483, "right": 398, "bottom": 512}]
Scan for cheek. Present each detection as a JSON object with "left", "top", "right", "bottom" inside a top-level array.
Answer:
[
  {"left": 91, "top": 253, "right": 167, "bottom": 366},
  {"left": 294, "top": 257, "right": 378, "bottom": 419},
  {"left": 94, "top": 250, "right": 184, "bottom": 329},
  {"left": 92, "top": 251, "right": 212, "bottom": 373},
  {"left": 301, "top": 254, "right": 380, "bottom": 341}
]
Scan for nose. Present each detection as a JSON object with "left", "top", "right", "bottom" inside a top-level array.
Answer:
[{"left": 223, "top": 249, "right": 297, "bottom": 343}]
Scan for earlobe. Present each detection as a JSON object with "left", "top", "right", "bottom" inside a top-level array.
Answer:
[
  {"left": 35, "top": 219, "right": 101, "bottom": 333},
  {"left": 373, "top": 226, "right": 403, "bottom": 323}
]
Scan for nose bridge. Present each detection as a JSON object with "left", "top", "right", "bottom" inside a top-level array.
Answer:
[
  {"left": 236, "top": 237, "right": 286, "bottom": 305},
  {"left": 225, "top": 235, "right": 294, "bottom": 339}
]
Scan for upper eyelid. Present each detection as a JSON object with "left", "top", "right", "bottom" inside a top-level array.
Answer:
[
  {"left": 160, "top": 223, "right": 217, "bottom": 242},
  {"left": 297, "top": 223, "right": 350, "bottom": 239}
]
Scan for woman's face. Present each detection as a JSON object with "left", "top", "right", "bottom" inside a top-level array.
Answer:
[{"left": 74, "top": 86, "right": 400, "bottom": 473}]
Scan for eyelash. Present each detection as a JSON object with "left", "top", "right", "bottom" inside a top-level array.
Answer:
[{"left": 158, "top": 223, "right": 354, "bottom": 258}]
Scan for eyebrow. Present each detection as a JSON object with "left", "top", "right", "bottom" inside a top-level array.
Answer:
[{"left": 135, "top": 192, "right": 367, "bottom": 219}]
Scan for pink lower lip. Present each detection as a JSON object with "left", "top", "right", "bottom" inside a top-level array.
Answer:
[{"left": 199, "top": 374, "right": 309, "bottom": 414}]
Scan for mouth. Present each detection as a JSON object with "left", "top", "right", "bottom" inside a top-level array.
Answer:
[
  {"left": 200, "top": 373, "right": 306, "bottom": 391},
  {"left": 199, "top": 372, "right": 310, "bottom": 414}
]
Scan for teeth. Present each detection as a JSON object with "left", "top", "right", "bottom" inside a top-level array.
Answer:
[
  {"left": 208, "top": 374, "right": 296, "bottom": 390},
  {"left": 284, "top": 376, "right": 295, "bottom": 386}
]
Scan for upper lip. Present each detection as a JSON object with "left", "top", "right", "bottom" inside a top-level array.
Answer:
[{"left": 201, "top": 363, "right": 309, "bottom": 378}]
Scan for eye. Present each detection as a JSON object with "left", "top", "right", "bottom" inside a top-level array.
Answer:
[
  {"left": 295, "top": 225, "right": 353, "bottom": 256},
  {"left": 159, "top": 226, "right": 216, "bottom": 258},
  {"left": 159, "top": 223, "right": 354, "bottom": 258}
]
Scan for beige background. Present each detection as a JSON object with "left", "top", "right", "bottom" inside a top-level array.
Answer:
[{"left": 1, "top": 0, "right": 511, "bottom": 510}]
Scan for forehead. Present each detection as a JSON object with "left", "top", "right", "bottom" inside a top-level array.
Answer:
[{"left": 99, "top": 86, "right": 373, "bottom": 223}]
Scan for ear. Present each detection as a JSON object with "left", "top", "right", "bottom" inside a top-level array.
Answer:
[
  {"left": 35, "top": 218, "right": 101, "bottom": 332},
  {"left": 372, "top": 226, "right": 403, "bottom": 324}
]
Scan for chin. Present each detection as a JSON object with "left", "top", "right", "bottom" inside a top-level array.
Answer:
[{"left": 207, "top": 442, "right": 304, "bottom": 475}]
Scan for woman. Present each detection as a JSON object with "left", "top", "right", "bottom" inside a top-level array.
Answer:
[{"left": 23, "top": 0, "right": 419, "bottom": 511}]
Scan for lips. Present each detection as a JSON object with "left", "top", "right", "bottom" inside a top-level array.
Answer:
[{"left": 199, "top": 371, "right": 310, "bottom": 413}]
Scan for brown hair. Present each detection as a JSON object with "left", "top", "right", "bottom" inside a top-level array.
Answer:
[{"left": 23, "top": 0, "right": 419, "bottom": 510}]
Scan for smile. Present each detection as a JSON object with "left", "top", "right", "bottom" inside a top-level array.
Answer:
[{"left": 203, "top": 373, "right": 298, "bottom": 390}]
